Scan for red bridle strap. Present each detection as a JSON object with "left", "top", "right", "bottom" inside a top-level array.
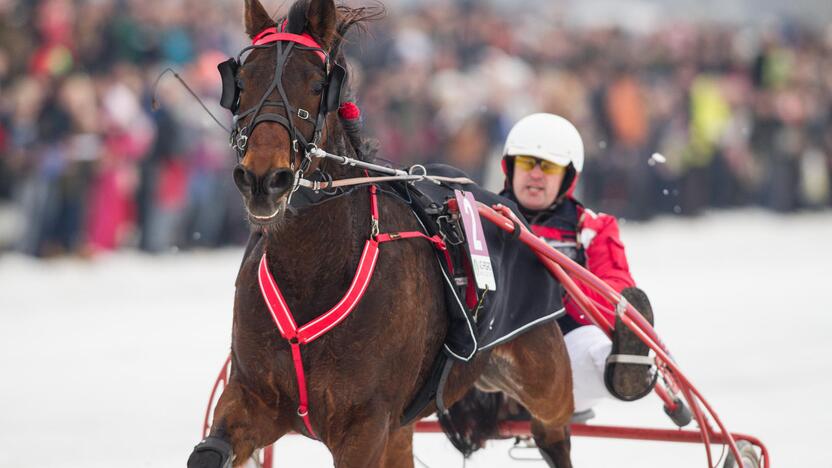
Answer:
[
  {"left": 257, "top": 185, "right": 452, "bottom": 439},
  {"left": 251, "top": 26, "right": 327, "bottom": 63}
]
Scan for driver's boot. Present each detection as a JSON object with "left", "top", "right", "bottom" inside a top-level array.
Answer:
[{"left": 604, "top": 287, "right": 657, "bottom": 401}]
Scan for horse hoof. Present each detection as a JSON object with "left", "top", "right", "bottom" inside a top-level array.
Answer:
[{"left": 187, "top": 437, "right": 233, "bottom": 468}]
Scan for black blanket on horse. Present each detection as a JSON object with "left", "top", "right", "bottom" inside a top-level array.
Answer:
[{"left": 410, "top": 164, "right": 565, "bottom": 357}]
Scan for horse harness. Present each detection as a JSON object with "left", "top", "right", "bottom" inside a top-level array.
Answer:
[
  {"left": 258, "top": 184, "right": 454, "bottom": 438},
  {"left": 221, "top": 25, "right": 474, "bottom": 440}
]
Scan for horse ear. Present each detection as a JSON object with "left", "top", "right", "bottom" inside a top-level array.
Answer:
[
  {"left": 244, "top": 0, "right": 273, "bottom": 38},
  {"left": 305, "top": 0, "right": 337, "bottom": 50}
]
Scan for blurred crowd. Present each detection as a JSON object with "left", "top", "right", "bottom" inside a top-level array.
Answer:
[
  {"left": 0, "top": 0, "right": 246, "bottom": 256},
  {"left": 356, "top": 2, "right": 832, "bottom": 220},
  {"left": 1, "top": 0, "right": 831, "bottom": 257}
]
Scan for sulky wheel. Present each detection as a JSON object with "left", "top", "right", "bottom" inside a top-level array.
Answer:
[{"left": 723, "top": 440, "right": 761, "bottom": 468}]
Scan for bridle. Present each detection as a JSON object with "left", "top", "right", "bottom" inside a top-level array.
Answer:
[
  {"left": 217, "top": 22, "right": 475, "bottom": 199},
  {"left": 218, "top": 20, "right": 346, "bottom": 185}
]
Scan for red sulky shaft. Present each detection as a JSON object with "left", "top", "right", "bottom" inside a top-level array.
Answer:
[{"left": 476, "top": 203, "right": 769, "bottom": 468}]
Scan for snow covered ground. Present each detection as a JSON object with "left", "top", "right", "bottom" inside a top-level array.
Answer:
[{"left": 1, "top": 210, "right": 830, "bottom": 467}]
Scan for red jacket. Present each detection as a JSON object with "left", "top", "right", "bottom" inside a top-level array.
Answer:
[{"left": 524, "top": 198, "right": 635, "bottom": 331}]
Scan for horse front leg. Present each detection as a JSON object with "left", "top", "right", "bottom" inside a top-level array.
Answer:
[
  {"left": 188, "top": 379, "right": 288, "bottom": 468},
  {"left": 378, "top": 425, "right": 415, "bottom": 468}
]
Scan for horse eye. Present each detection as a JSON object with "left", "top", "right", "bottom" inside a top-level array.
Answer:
[{"left": 311, "top": 80, "right": 326, "bottom": 95}]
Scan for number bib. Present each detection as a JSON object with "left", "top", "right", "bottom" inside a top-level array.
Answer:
[{"left": 454, "top": 190, "right": 497, "bottom": 291}]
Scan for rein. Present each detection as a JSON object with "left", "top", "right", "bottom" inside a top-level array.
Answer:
[
  {"left": 297, "top": 173, "right": 474, "bottom": 191},
  {"left": 296, "top": 146, "right": 474, "bottom": 192}
]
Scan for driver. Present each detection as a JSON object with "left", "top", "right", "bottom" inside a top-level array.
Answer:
[{"left": 499, "top": 113, "right": 656, "bottom": 412}]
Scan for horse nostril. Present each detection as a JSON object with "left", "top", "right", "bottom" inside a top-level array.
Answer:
[
  {"left": 266, "top": 169, "right": 294, "bottom": 195},
  {"left": 233, "top": 165, "right": 254, "bottom": 193}
]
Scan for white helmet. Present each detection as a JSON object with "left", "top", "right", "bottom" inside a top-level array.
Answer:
[{"left": 503, "top": 113, "right": 584, "bottom": 172}]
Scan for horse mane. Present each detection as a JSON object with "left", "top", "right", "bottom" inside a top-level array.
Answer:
[
  {"left": 284, "top": 1, "right": 385, "bottom": 45},
  {"left": 334, "top": 4, "right": 386, "bottom": 42},
  {"left": 284, "top": 1, "right": 385, "bottom": 162}
]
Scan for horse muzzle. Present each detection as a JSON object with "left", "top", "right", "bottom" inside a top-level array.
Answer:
[{"left": 233, "top": 165, "right": 294, "bottom": 223}]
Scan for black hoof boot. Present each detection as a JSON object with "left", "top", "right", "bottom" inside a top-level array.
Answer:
[
  {"left": 604, "top": 287, "right": 657, "bottom": 401},
  {"left": 187, "top": 436, "right": 233, "bottom": 468},
  {"left": 664, "top": 397, "right": 693, "bottom": 427}
]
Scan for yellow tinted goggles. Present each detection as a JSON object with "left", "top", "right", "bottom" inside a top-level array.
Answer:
[{"left": 513, "top": 156, "right": 567, "bottom": 175}]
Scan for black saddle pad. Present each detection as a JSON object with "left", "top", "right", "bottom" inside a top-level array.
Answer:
[{"left": 414, "top": 164, "right": 564, "bottom": 353}]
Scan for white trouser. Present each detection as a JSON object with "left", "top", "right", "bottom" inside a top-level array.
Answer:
[{"left": 564, "top": 325, "right": 613, "bottom": 413}]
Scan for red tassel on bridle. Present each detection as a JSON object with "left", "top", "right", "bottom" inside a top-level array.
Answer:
[{"left": 338, "top": 101, "right": 361, "bottom": 121}]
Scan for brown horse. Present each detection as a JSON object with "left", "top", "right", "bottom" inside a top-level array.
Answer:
[{"left": 188, "top": 1, "right": 574, "bottom": 467}]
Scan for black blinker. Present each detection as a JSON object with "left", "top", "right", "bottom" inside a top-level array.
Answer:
[
  {"left": 324, "top": 63, "right": 347, "bottom": 114},
  {"left": 218, "top": 58, "right": 241, "bottom": 112}
]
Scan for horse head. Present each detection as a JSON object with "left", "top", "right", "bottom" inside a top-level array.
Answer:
[{"left": 226, "top": 0, "right": 346, "bottom": 226}]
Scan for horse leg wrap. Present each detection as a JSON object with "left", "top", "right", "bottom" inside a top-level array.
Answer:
[{"left": 187, "top": 436, "right": 233, "bottom": 468}]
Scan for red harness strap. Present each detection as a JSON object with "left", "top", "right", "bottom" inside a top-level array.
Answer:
[
  {"left": 251, "top": 21, "right": 327, "bottom": 62},
  {"left": 376, "top": 231, "right": 451, "bottom": 272},
  {"left": 257, "top": 184, "right": 448, "bottom": 438},
  {"left": 376, "top": 231, "right": 445, "bottom": 248}
]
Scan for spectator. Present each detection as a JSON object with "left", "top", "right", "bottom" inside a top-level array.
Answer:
[{"left": 0, "top": 0, "right": 830, "bottom": 256}]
